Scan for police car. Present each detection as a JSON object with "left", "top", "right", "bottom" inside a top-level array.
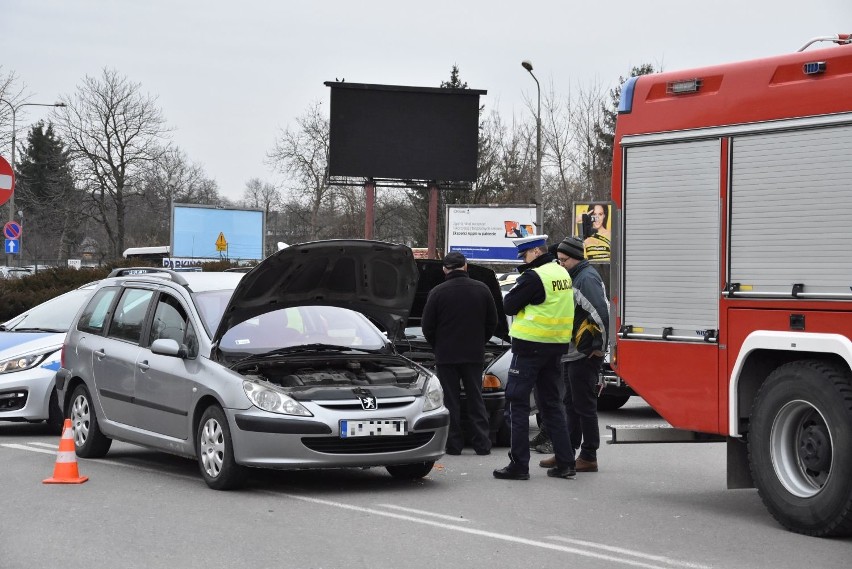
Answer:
[{"left": 0, "top": 282, "right": 99, "bottom": 432}]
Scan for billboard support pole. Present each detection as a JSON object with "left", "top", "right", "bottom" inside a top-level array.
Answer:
[
  {"left": 364, "top": 179, "right": 375, "bottom": 240},
  {"left": 427, "top": 183, "right": 439, "bottom": 259}
]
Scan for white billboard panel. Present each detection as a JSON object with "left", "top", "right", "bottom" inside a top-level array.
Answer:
[
  {"left": 445, "top": 204, "right": 537, "bottom": 263},
  {"left": 171, "top": 204, "right": 265, "bottom": 260}
]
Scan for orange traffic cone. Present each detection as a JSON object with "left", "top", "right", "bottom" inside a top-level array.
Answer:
[{"left": 43, "top": 418, "right": 89, "bottom": 484}]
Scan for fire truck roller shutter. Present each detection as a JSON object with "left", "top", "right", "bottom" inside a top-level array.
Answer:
[
  {"left": 621, "top": 139, "right": 721, "bottom": 340},
  {"left": 729, "top": 123, "right": 852, "bottom": 296}
]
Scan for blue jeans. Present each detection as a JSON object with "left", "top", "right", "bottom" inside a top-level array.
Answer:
[{"left": 504, "top": 350, "right": 574, "bottom": 471}]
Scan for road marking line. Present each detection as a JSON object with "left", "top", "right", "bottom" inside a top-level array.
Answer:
[
  {"left": 547, "top": 536, "right": 713, "bottom": 569},
  {"left": 376, "top": 503, "right": 471, "bottom": 522},
  {"left": 259, "top": 490, "right": 712, "bottom": 569},
  {"left": 1, "top": 443, "right": 55, "bottom": 455},
  {"left": 29, "top": 442, "right": 59, "bottom": 449},
  {"left": 1, "top": 443, "right": 198, "bottom": 481}
]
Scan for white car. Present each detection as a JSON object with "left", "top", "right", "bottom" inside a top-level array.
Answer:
[
  {"left": 0, "top": 282, "right": 99, "bottom": 432},
  {"left": 0, "top": 266, "right": 32, "bottom": 279}
]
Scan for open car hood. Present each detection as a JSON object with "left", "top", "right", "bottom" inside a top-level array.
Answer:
[
  {"left": 409, "top": 259, "right": 510, "bottom": 341},
  {"left": 212, "top": 240, "right": 419, "bottom": 344}
]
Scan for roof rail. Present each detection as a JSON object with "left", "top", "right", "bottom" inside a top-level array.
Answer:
[
  {"left": 798, "top": 33, "right": 852, "bottom": 52},
  {"left": 107, "top": 267, "right": 190, "bottom": 286}
]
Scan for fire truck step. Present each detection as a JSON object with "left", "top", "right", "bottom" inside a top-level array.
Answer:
[{"left": 606, "top": 424, "right": 725, "bottom": 444}]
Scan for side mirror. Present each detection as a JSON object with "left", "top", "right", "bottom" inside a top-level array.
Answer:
[{"left": 150, "top": 338, "right": 187, "bottom": 358}]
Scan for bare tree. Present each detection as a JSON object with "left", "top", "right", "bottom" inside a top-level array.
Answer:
[
  {"left": 241, "top": 177, "right": 281, "bottom": 212},
  {"left": 267, "top": 101, "right": 330, "bottom": 240},
  {"left": 130, "top": 146, "right": 223, "bottom": 246},
  {"left": 55, "top": 68, "right": 169, "bottom": 258},
  {"left": 0, "top": 67, "right": 25, "bottom": 153}
]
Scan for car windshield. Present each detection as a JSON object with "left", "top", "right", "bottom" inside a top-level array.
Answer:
[
  {"left": 4, "top": 288, "right": 95, "bottom": 332},
  {"left": 219, "top": 305, "right": 388, "bottom": 356},
  {"left": 403, "top": 326, "right": 506, "bottom": 347},
  {"left": 192, "top": 289, "right": 238, "bottom": 337}
]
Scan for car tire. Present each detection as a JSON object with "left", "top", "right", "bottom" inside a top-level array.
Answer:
[
  {"left": 597, "top": 394, "right": 630, "bottom": 411},
  {"left": 46, "top": 389, "right": 65, "bottom": 435},
  {"left": 197, "top": 405, "right": 246, "bottom": 490},
  {"left": 748, "top": 360, "right": 852, "bottom": 537},
  {"left": 68, "top": 384, "right": 112, "bottom": 458},
  {"left": 386, "top": 461, "right": 435, "bottom": 480}
]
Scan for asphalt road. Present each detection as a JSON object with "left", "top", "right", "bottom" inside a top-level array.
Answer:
[{"left": 2, "top": 399, "right": 849, "bottom": 569}]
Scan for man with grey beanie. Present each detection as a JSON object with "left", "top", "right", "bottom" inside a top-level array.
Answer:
[{"left": 540, "top": 235, "right": 609, "bottom": 473}]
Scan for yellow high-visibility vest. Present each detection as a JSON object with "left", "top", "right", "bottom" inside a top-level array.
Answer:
[{"left": 510, "top": 262, "right": 574, "bottom": 343}]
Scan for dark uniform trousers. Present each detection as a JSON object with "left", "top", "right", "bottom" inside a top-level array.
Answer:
[
  {"left": 437, "top": 363, "right": 492, "bottom": 453},
  {"left": 504, "top": 350, "right": 575, "bottom": 472}
]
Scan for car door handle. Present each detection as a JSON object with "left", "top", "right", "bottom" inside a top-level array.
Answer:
[
  {"left": 138, "top": 361, "right": 150, "bottom": 372},
  {"left": 95, "top": 349, "right": 106, "bottom": 359}
]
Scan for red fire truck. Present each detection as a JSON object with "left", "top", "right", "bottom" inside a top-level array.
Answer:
[{"left": 608, "top": 34, "right": 852, "bottom": 536}]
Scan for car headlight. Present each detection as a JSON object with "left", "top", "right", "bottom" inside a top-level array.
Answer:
[
  {"left": 0, "top": 352, "right": 49, "bottom": 374},
  {"left": 422, "top": 374, "right": 444, "bottom": 412},
  {"left": 243, "top": 380, "right": 313, "bottom": 417}
]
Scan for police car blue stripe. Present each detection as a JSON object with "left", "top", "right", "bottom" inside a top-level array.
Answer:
[{"left": 0, "top": 332, "right": 53, "bottom": 352}]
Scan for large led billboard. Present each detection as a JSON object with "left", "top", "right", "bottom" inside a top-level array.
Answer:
[
  {"left": 325, "top": 82, "right": 485, "bottom": 182},
  {"left": 170, "top": 204, "right": 265, "bottom": 260}
]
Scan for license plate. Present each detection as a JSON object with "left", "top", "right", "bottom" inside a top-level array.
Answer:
[{"left": 340, "top": 419, "right": 406, "bottom": 438}]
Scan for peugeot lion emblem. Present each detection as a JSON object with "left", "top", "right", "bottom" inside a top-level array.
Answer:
[{"left": 358, "top": 395, "right": 377, "bottom": 410}]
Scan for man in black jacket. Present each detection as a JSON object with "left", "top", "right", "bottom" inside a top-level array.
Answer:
[{"left": 422, "top": 251, "right": 498, "bottom": 455}]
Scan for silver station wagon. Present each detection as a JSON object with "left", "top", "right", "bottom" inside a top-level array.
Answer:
[{"left": 56, "top": 240, "right": 449, "bottom": 489}]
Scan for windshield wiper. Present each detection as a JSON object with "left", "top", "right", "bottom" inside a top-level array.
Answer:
[
  {"left": 228, "top": 343, "right": 382, "bottom": 368},
  {"left": 10, "top": 327, "right": 65, "bottom": 333},
  {"left": 261, "top": 343, "right": 370, "bottom": 356}
]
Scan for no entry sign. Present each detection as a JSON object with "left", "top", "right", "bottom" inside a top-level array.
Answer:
[{"left": 0, "top": 155, "right": 14, "bottom": 207}]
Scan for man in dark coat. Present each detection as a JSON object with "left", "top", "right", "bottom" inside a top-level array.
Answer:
[{"left": 422, "top": 251, "right": 498, "bottom": 455}]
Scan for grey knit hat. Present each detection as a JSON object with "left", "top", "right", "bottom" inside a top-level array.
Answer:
[{"left": 557, "top": 236, "right": 585, "bottom": 260}]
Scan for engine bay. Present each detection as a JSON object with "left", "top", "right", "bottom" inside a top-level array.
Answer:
[{"left": 236, "top": 356, "right": 421, "bottom": 389}]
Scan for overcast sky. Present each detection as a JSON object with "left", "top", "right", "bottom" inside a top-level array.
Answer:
[{"left": 3, "top": 0, "right": 850, "bottom": 202}]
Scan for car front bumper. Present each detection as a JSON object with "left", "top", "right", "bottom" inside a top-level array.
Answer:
[
  {"left": 227, "top": 405, "right": 450, "bottom": 469},
  {"left": 0, "top": 365, "right": 57, "bottom": 422}
]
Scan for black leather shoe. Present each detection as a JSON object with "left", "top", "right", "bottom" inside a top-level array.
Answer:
[
  {"left": 475, "top": 448, "right": 491, "bottom": 456},
  {"left": 445, "top": 448, "right": 462, "bottom": 455},
  {"left": 546, "top": 466, "right": 576, "bottom": 479},
  {"left": 492, "top": 466, "right": 529, "bottom": 480}
]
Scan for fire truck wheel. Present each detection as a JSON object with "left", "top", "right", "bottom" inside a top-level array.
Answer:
[
  {"left": 748, "top": 359, "right": 852, "bottom": 537},
  {"left": 597, "top": 394, "right": 630, "bottom": 411}
]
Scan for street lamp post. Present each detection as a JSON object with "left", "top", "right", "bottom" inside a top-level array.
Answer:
[
  {"left": 0, "top": 99, "right": 66, "bottom": 265},
  {"left": 521, "top": 60, "right": 543, "bottom": 233}
]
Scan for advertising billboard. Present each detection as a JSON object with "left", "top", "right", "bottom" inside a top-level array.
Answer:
[
  {"left": 171, "top": 204, "right": 265, "bottom": 260},
  {"left": 445, "top": 205, "right": 538, "bottom": 263},
  {"left": 573, "top": 201, "right": 613, "bottom": 263}
]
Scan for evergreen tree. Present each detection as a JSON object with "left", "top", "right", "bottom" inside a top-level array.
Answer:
[
  {"left": 586, "top": 64, "right": 656, "bottom": 200},
  {"left": 15, "top": 121, "right": 78, "bottom": 260}
]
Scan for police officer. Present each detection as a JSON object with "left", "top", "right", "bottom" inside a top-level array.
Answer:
[{"left": 493, "top": 235, "right": 576, "bottom": 480}]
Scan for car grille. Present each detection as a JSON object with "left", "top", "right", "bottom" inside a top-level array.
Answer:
[
  {"left": 312, "top": 396, "right": 416, "bottom": 412},
  {"left": 302, "top": 432, "right": 434, "bottom": 454},
  {"left": 0, "top": 390, "right": 27, "bottom": 412}
]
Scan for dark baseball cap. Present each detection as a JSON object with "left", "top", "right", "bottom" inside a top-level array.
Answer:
[{"left": 443, "top": 251, "right": 467, "bottom": 269}]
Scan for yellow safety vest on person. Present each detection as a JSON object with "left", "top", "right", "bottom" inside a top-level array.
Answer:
[{"left": 510, "top": 262, "right": 574, "bottom": 343}]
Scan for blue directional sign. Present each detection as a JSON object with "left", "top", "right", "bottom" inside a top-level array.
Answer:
[{"left": 5, "top": 239, "right": 19, "bottom": 254}]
